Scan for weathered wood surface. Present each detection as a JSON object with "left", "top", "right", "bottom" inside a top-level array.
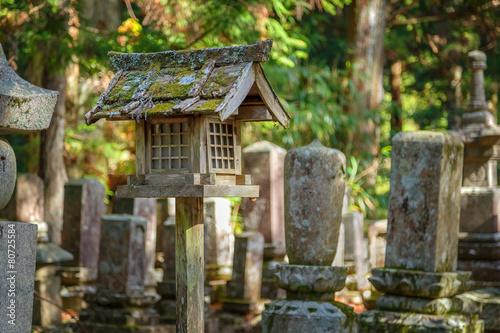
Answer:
[
  {"left": 109, "top": 39, "right": 273, "bottom": 71},
  {"left": 117, "top": 184, "right": 259, "bottom": 198},
  {"left": 176, "top": 197, "right": 204, "bottom": 333},
  {"left": 136, "top": 120, "right": 146, "bottom": 175},
  {"left": 127, "top": 173, "right": 252, "bottom": 186},
  {"left": 254, "top": 63, "right": 290, "bottom": 128}
]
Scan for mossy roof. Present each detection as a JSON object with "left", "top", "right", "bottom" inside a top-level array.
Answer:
[{"left": 85, "top": 40, "right": 290, "bottom": 127}]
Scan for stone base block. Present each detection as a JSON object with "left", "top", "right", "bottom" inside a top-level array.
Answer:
[
  {"left": 80, "top": 322, "right": 174, "bottom": 333},
  {"left": 376, "top": 295, "right": 462, "bottom": 315},
  {"left": 459, "top": 241, "right": 500, "bottom": 260},
  {"left": 457, "top": 260, "right": 500, "bottom": 282},
  {"left": 359, "top": 310, "right": 483, "bottom": 333},
  {"left": 221, "top": 298, "right": 266, "bottom": 314},
  {"left": 370, "top": 268, "right": 472, "bottom": 298},
  {"left": 262, "top": 300, "right": 358, "bottom": 333},
  {"left": 458, "top": 287, "right": 500, "bottom": 331}
]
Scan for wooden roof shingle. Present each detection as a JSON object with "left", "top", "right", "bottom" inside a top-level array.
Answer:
[{"left": 85, "top": 40, "right": 290, "bottom": 127}]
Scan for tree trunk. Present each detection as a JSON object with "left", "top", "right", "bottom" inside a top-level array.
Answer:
[
  {"left": 346, "top": 0, "right": 386, "bottom": 184},
  {"left": 39, "top": 74, "right": 68, "bottom": 245},
  {"left": 390, "top": 60, "right": 403, "bottom": 132}
]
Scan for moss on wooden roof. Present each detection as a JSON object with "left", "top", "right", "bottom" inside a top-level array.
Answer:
[{"left": 85, "top": 40, "right": 290, "bottom": 127}]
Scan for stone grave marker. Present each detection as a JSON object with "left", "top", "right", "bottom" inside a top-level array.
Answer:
[
  {"left": 262, "top": 140, "right": 358, "bottom": 333},
  {"left": 360, "top": 131, "right": 483, "bottom": 332}
]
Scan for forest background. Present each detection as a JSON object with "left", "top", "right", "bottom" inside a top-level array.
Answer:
[{"left": 1, "top": 0, "right": 499, "bottom": 228}]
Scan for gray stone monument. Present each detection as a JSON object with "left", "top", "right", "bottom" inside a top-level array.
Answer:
[
  {"left": 241, "top": 141, "right": 287, "bottom": 300},
  {"left": 0, "top": 42, "right": 57, "bottom": 332},
  {"left": 0, "top": 173, "right": 44, "bottom": 222},
  {"left": 80, "top": 214, "right": 162, "bottom": 332},
  {"left": 61, "top": 178, "right": 105, "bottom": 285},
  {"left": 360, "top": 131, "right": 483, "bottom": 332},
  {"left": 222, "top": 231, "right": 265, "bottom": 314},
  {"left": 114, "top": 197, "right": 158, "bottom": 286},
  {"left": 343, "top": 211, "right": 368, "bottom": 290},
  {"left": 32, "top": 221, "right": 73, "bottom": 328},
  {"left": 262, "top": 140, "right": 358, "bottom": 333}
]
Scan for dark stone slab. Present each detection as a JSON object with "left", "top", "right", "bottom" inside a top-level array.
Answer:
[
  {"left": 359, "top": 311, "right": 483, "bottom": 333},
  {"left": 61, "top": 178, "right": 105, "bottom": 282},
  {"left": 97, "top": 214, "right": 148, "bottom": 296}
]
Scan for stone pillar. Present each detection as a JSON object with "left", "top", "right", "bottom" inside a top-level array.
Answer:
[
  {"left": 61, "top": 178, "right": 105, "bottom": 285},
  {"left": 222, "top": 231, "right": 264, "bottom": 314},
  {"left": 360, "top": 131, "right": 483, "bottom": 332},
  {"left": 450, "top": 51, "right": 500, "bottom": 332},
  {"left": 80, "top": 214, "right": 161, "bottom": 331},
  {"left": 0, "top": 221, "right": 38, "bottom": 332},
  {"left": 157, "top": 217, "right": 176, "bottom": 323},
  {"left": 204, "top": 198, "right": 234, "bottom": 281},
  {"left": 114, "top": 197, "right": 158, "bottom": 286},
  {"left": 0, "top": 173, "right": 44, "bottom": 222},
  {"left": 241, "top": 141, "right": 286, "bottom": 300},
  {"left": 262, "top": 140, "right": 358, "bottom": 333},
  {"left": 0, "top": 138, "right": 16, "bottom": 210},
  {"left": 32, "top": 221, "right": 73, "bottom": 327},
  {"left": 368, "top": 220, "right": 387, "bottom": 269},
  {"left": 343, "top": 212, "right": 368, "bottom": 289}
]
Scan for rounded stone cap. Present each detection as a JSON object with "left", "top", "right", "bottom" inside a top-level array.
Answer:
[
  {"left": 0, "top": 138, "right": 16, "bottom": 210},
  {"left": 468, "top": 50, "right": 487, "bottom": 69}
]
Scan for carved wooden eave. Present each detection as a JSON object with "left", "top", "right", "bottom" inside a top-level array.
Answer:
[
  {"left": 0, "top": 44, "right": 58, "bottom": 134},
  {"left": 85, "top": 40, "right": 290, "bottom": 128}
]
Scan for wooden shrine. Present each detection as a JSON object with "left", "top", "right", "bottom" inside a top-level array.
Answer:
[
  {"left": 85, "top": 40, "right": 289, "bottom": 333},
  {"left": 85, "top": 39, "right": 290, "bottom": 198}
]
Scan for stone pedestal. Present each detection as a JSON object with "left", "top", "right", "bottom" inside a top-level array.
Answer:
[
  {"left": 360, "top": 131, "right": 483, "bottom": 332},
  {"left": 80, "top": 214, "right": 164, "bottom": 332},
  {"left": 262, "top": 140, "right": 358, "bottom": 333}
]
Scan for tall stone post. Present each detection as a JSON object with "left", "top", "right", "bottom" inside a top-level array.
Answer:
[
  {"left": 449, "top": 50, "right": 500, "bottom": 332},
  {"left": 204, "top": 197, "right": 234, "bottom": 282},
  {"left": 241, "top": 141, "right": 286, "bottom": 299},
  {"left": 61, "top": 178, "right": 105, "bottom": 285},
  {"left": 262, "top": 140, "right": 358, "bottom": 333},
  {"left": 80, "top": 214, "right": 161, "bottom": 332},
  {"left": 360, "top": 131, "right": 483, "bottom": 332},
  {"left": 157, "top": 217, "right": 176, "bottom": 323}
]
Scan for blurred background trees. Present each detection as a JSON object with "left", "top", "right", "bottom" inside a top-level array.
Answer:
[{"left": 1, "top": 0, "right": 499, "bottom": 220}]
